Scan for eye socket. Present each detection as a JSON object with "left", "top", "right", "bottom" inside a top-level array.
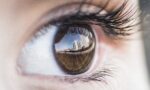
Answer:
[
  {"left": 54, "top": 23, "right": 96, "bottom": 75},
  {"left": 17, "top": 0, "right": 137, "bottom": 77}
]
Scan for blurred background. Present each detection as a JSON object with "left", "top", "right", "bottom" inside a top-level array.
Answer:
[{"left": 140, "top": 0, "right": 150, "bottom": 80}]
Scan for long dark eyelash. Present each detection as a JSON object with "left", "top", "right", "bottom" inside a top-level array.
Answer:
[{"left": 53, "top": 0, "right": 140, "bottom": 38}]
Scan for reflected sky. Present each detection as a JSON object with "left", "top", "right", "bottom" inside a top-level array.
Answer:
[{"left": 55, "top": 26, "right": 94, "bottom": 52}]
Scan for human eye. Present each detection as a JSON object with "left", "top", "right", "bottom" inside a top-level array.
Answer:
[{"left": 17, "top": 0, "right": 139, "bottom": 83}]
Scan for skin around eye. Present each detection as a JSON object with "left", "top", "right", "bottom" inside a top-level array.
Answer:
[{"left": 0, "top": 0, "right": 149, "bottom": 90}]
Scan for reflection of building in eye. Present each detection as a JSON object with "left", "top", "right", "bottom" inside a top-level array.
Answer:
[
  {"left": 55, "top": 26, "right": 95, "bottom": 52},
  {"left": 72, "top": 40, "right": 79, "bottom": 50},
  {"left": 72, "top": 36, "right": 91, "bottom": 51}
]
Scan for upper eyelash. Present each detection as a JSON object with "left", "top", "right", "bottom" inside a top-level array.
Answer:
[{"left": 52, "top": 0, "right": 140, "bottom": 39}]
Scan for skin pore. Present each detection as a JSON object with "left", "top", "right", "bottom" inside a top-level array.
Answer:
[{"left": 0, "top": 0, "right": 149, "bottom": 90}]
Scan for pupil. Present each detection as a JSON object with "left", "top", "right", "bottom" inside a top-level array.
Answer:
[{"left": 54, "top": 24, "right": 96, "bottom": 75}]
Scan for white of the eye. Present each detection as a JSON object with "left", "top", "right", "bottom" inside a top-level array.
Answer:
[{"left": 18, "top": 25, "right": 66, "bottom": 75}]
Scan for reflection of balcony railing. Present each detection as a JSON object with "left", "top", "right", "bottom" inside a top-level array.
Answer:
[{"left": 58, "top": 40, "right": 95, "bottom": 54}]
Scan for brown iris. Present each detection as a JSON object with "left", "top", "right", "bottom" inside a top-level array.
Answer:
[{"left": 54, "top": 24, "right": 96, "bottom": 75}]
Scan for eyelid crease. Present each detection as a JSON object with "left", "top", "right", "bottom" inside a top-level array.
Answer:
[{"left": 42, "top": 2, "right": 107, "bottom": 24}]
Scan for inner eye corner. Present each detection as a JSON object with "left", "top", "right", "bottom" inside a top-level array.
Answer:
[{"left": 53, "top": 23, "right": 96, "bottom": 75}]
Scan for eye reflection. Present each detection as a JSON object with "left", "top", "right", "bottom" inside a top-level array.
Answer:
[{"left": 54, "top": 24, "right": 96, "bottom": 75}]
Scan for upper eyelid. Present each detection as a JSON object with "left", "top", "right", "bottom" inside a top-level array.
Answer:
[
  {"left": 24, "top": 1, "right": 139, "bottom": 50},
  {"left": 27, "top": 0, "right": 137, "bottom": 46},
  {"left": 19, "top": 0, "right": 131, "bottom": 38},
  {"left": 39, "top": 0, "right": 126, "bottom": 24},
  {"left": 19, "top": 2, "right": 101, "bottom": 48},
  {"left": 31, "top": 0, "right": 129, "bottom": 33},
  {"left": 48, "top": 1, "right": 138, "bottom": 36}
]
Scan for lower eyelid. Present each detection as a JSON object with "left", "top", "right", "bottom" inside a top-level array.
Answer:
[
  {"left": 17, "top": 55, "right": 122, "bottom": 90},
  {"left": 18, "top": 67, "right": 113, "bottom": 84}
]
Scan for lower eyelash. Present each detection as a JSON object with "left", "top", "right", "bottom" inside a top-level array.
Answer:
[{"left": 58, "top": 68, "right": 112, "bottom": 83}]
